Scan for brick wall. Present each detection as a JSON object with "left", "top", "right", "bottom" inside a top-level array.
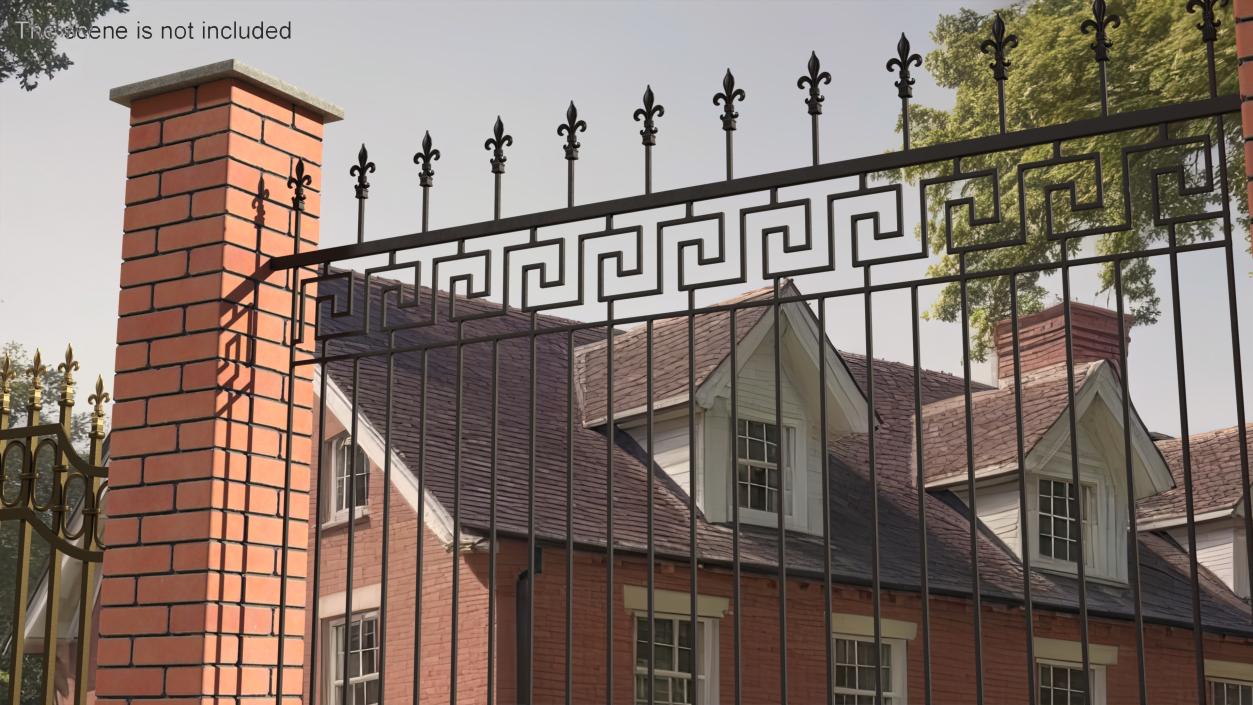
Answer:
[{"left": 100, "top": 65, "right": 336, "bottom": 703}]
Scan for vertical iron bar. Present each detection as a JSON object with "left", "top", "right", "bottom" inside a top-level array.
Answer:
[
  {"left": 819, "top": 298, "right": 834, "bottom": 705},
  {"left": 450, "top": 323, "right": 464, "bottom": 705},
  {"left": 729, "top": 308, "right": 742, "bottom": 705},
  {"left": 344, "top": 359, "right": 361, "bottom": 705},
  {"left": 772, "top": 278, "right": 788, "bottom": 705},
  {"left": 377, "top": 342, "right": 395, "bottom": 704},
  {"left": 565, "top": 330, "right": 575, "bottom": 705},
  {"left": 308, "top": 341, "right": 329, "bottom": 705},
  {"left": 488, "top": 341, "right": 499, "bottom": 705},
  {"left": 494, "top": 175, "right": 502, "bottom": 220},
  {"left": 725, "top": 131, "right": 735, "bottom": 181},
  {"left": 567, "top": 160, "right": 575, "bottom": 208},
  {"left": 605, "top": 300, "right": 616, "bottom": 705},
  {"left": 863, "top": 267, "right": 883, "bottom": 705},
  {"left": 910, "top": 287, "right": 933, "bottom": 705},
  {"left": 527, "top": 315, "right": 538, "bottom": 705},
  {"left": 1166, "top": 223, "right": 1209, "bottom": 704},
  {"left": 646, "top": 320, "right": 656, "bottom": 705},
  {"left": 6, "top": 397, "right": 34, "bottom": 705},
  {"left": 810, "top": 114, "right": 820, "bottom": 167},
  {"left": 74, "top": 383, "right": 108, "bottom": 705},
  {"left": 412, "top": 352, "right": 429, "bottom": 705},
  {"left": 1113, "top": 263, "right": 1149, "bottom": 705},
  {"left": 1008, "top": 275, "right": 1036, "bottom": 702},
  {"left": 958, "top": 253, "right": 985, "bottom": 705},
  {"left": 645, "top": 145, "right": 653, "bottom": 195},
  {"left": 687, "top": 288, "right": 700, "bottom": 705},
  {"left": 1058, "top": 246, "right": 1093, "bottom": 705},
  {"left": 41, "top": 357, "right": 73, "bottom": 705}
]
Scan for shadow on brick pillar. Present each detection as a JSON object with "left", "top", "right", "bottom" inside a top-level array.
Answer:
[{"left": 100, "top": 60, "right": 343, "bottom": 704}]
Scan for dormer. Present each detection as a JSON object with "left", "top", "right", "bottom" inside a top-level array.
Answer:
[
  {"left": 920, "top": 302, "right": 1175, "bottom": 583},
  {"left": 573, "top": 283, "right": 868, "bottom": 535}
]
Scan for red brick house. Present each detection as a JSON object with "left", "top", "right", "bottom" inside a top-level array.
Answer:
[{"left": 301, "top": 273, "right": 1253, "bottom": 705}]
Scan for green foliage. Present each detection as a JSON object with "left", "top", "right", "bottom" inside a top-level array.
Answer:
[
  {"left": 0, "top": 0, "right": 129, "bottom": 90},
  {"left": 908, "top": 0, "right": 1245, "bottom": 360}
]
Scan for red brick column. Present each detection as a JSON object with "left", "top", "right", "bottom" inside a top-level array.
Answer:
[{"left": 99, "top": 61, "right": 341, "bottom": 704}]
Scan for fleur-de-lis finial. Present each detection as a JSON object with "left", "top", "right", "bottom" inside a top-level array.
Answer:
[
  {"left": 1187, "top": 0, "right": 1226, "bottom": 42},
  {"left": 351, "top": 143, "right": 376, "bottom": 199},
  {"left": 633, "top": 85, "right": 665, "bottom": 146},
  {"left": 980, "top": 13, "right": 1019, "bottom": 82},
  {"left": 887, "top": 33, "right": 924, "bottom": 99},
  {"left": 1080, "top": 0, "right": 1121, "bottom": 63},
  {"left": 88, "top": 375, "right": 110, "bottom": 437},
  {"left": 28, "top": 349, "right": 46, "bottom": 409},
  {"left": 797, "top": 51, "right": 832, "bottom": 116},
  {"left": 713, "top": 69, "right": 746, "bottom": 131},
  {"left": 58, "top": 344, "right": 79, "bottom": 404},
  {"left": 485, "top": 116, "right": 513, "bottom": 174},
  {"left": 1, "top": 353, "right": 13, "bottom": 414},
  {"left": 557, "top": 101, "right": 587, "bottom": 161},
  {"left": 287, "top": 158, "right": 312, "bottom": 211},
  {"left": 413, "top": 131, "right": 440, "bottom": 188}
]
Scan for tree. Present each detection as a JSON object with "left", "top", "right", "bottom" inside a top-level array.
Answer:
[
  {"left": 908, "top": 0, "right": 1243, "bottom": 360},
  {"left": 0, "top": 0, "right": 129, "bottom": 90}
]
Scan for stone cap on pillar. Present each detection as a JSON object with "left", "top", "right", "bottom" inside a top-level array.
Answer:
[{"left": 108, "top": 58, "right": 345, "bottom": 122}]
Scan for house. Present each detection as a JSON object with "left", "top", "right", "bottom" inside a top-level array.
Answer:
[{"left": 300, "top": 270, "right": 1253, "bottom": 705}]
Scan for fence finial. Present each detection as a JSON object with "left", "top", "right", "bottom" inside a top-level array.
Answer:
[
  {"left": 288, "top": 158, "right": 312, "bottom": 212},
  {"left": 798, "top": 51, "right": 831, "bottom": 116},
  {"left": 713, "top": 68, "right": 746, "bottom": 131},
  {"left": 414, "top": 131, "right": 440, "bottom": 188},
  {"left": 0, "top": 352, "right": 12, "bottom": 422},
  {"left": 1081, "top": 0, "right": 1120, "bottom": 63},
  {"left": 88, "top": 375, "right": 110, "bottom": 440},
  {"left": 351, "top": 143, "right": 376, "bottom": 200},
  {"left": 981, "top": 13, "right": 1018, "bottom": 82},
  {"left": 58, "top": 344, "right": 79, "bottom": 406},
  {"left": 558, "top": 101, "right": 587, "bottom": 161},
  {"left": 887, "top": 33, "right": 923, "bottom": 99},
  {"left": 1187, "top": 0, "right": 1226, "bottom": 42},
  {"left": 485, "top": 116, "right": 513, "bottom": 175},
  {"left": 28, "top": 349, "right": 46, "bottom": 415},
  {"left": 634, "top": 85, "right": 664, "bottom": 146}
]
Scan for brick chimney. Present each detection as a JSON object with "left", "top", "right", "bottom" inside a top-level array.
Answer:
[{"left": 994, "top": 301, "right": 1133, "bottom": 381}]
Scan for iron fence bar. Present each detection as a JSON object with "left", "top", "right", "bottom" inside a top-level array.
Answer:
[
  {"left": 1166, "top": 220, "right": 1210, "bottom": 704},
  {"left": 687, "top": 263, "right": 700, "bottom": 705},
  {"left": 414, "top": 130, "right": 438, "bottom": 233},
  {"left": 958, "top": 251, "right": 985, "bottom": 705},
  {"left": 888, "top": 33, "right": 922, "bottom": 152},
  {"left": 377, "top": 326, "right": 397, "bottom": 705},
  {"left": 863, "top": 266, "right": 884, "bottom": 705},
  {"left": 634, "top": 86, "right": 662, "bottom": 195},
  {"left": 1008, "top": 275, "right": 1037, "bottom": 703},
  {"left": 646, "top": 319, "right": 656, "bottom": 705},
  {"left": 7, "top": 361, "right": 43, "bottom": 705},
  {"left": 798, "top": 51, "right": 830, "bottom": 167},
  {"left": 40, "top": 353, "right": 74, "bottom": 705},
  {"left": 564, "top": 330, "right": 575, "bottom": 705},
  {"left": 772, "top": 276, "right": 789, "bottom": 705},
  {"left": 488, "top": 340, "right": 499, "bottom": 705},
  {"left": 412, "top": 351, "right": 429, "bottom": 705},
  {"left": 308, "top": 336, "right": 330, "bottom": 705},
  {"left": 527, "top": 314, "right": 538, "bottom": 705},
  {"left": 729, "top": 307, "right": 742, "bottom": 705},
  {"left": 1113, "top": 262, "right": 1149, "bottom": 705},
  {"left": 818, "top": 297, "right": 834, "bottom": 705},
  {"left": 294, "top": 236, "right": 1234, "bottom": 369},
  {"left": 270, "top": 94, "right": 1240, "bottom": 273},
  {"left": 450, "top": 323, "right": 464, "bottom": 705},
  {"left": 909, "top": 286, "right": 933, "bottom": 705},
  {"left": 605, "top": 299, "right": 616, "bottom": 705},
  {"left": 74, "top": 381, "right": 108, "bottom": 705},
  {"left": 1058, "top": 236, "right": 1093, "bottom": 705},
  {"left": 559, "top": 102, "right": 585, "bottom": 208},
  {"left": 344, "top": 358, "right": 361, "bottom": 705}
]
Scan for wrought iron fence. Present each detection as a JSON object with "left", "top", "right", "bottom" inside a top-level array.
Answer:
[
  {"left": 268, "top": 1, "right": 1251, "bottom": 704},
  {"left": 0, "top": 348, "right": 110, "bottom": 705}
]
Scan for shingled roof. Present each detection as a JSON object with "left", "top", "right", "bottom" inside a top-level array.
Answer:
[
  {"left": 1138, "top": 424, "right": 1253, "bottom": 527},
  {"left": 317, "top": 272, "right": 1253, "bottom": 636}
]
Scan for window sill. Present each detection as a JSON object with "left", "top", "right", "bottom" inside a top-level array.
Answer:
[
  {"left": 1032, "top": 560, "right": 1126, "bottom": 587},
  {"left": 321, "top": 509, "right": 371, "bottom": 532}
]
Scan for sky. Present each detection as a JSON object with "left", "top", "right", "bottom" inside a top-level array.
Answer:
[{"left": 1, "top": 0, "right": 1250, "bottom": 437}]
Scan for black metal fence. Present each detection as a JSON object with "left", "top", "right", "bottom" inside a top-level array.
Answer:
[{"left": 269, "top": 1, "right": 1251, "bottom": 703}]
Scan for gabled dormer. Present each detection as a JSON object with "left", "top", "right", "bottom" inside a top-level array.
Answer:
[
  {"left": 919, "top": 302, "right": 1175, "bottom": 584},
  {"left": 573, "top": 283, "right": 868, "bottom": 536}
]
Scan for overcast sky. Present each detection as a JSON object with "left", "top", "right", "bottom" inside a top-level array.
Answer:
[{"left": 1, "top": 0, "right": 1250, "bottom": 437}]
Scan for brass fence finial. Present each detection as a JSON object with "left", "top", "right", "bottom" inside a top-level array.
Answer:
[
  {"left": 88, "top": 375, "right": 110, "bottom": 442},
  {"left": 1, "top": 352, "right": 13, "bottom": 423},
  {"left": 28, "top": 349, "right": 46, "bottom": 418},
  {"left": 58, "top": 344, "right": 79, "bottom": 406}
]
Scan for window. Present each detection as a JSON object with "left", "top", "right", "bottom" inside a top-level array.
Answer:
[
  {"left": 736, "top": 419, "right": 793, "bottom": 515},
  {"left": 1037, "top": 478, "right": 1095, "bottom": 566},
  {"left": 1037, "top": 661, "right": 1105, "bottom": 705},
  {"left": 327, "top": 435, "right": 368, "bottom": 523},
  {"left": 1211, "top": 679, "right": 1253, "bottom": 705},
  {"left": 634, "top": 615, "right": 708, "bottom": 705},
  {"left": 833, "top": 635, "right": 903, "bottom": 704},
  {"left": 328, "top": 613, "right": 379, "bottom": 705}
]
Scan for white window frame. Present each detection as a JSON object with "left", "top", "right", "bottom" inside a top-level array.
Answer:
[
  {"left": 325, "top": 611, "right": 381, "bottom": 705},
  {"left": 632, "top": 612, "right": 719, "bottom": 705},
  {"left": 1036, "top": 659, "right": 1107, "bottom": 705},
  {"left": 831, "top": 632, "right": 907, "bottom": 703},
  {"left": 324, "top": 433, "right": 369, "bottom": 526},
  {"left": 734, "top": 415, "right": 806, "bottom": 529},
  {"left": 1028, "top": 457, "right": 1119, "bottom": 581},
  {"left": 1208, "top": 676, "right": 1253, "bottom": 705}
]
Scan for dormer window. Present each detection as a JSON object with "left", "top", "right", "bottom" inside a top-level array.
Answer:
[
  {"left": 1037, "top": 478, "right": 1096, "bottom": 566},
  {"left": 736, "top": 419, "right": 793, "bottom": 516}
]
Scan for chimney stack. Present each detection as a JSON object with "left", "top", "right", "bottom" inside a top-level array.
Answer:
[{"left": 994, "top": 301, "right": 1133, "bottom": 381}]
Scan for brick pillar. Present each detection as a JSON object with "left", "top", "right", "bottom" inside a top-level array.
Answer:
[{"left": 99, "top": 60, "right": 342, "bottom": 704}]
